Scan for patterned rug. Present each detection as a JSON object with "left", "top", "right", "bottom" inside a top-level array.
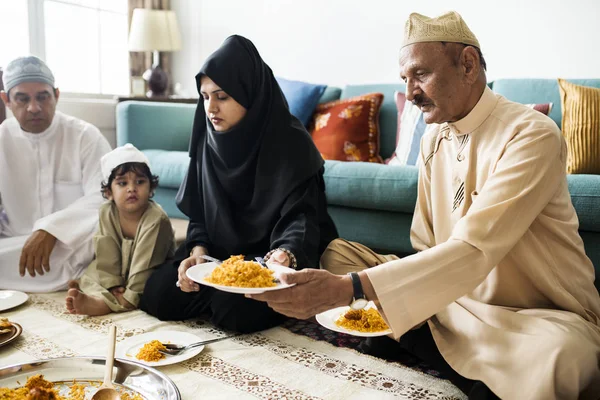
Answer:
[{"left": 282, "top": 319, "right": 443, "bottom": 378}]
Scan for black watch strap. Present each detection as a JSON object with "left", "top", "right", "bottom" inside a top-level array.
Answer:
[{"left": 349, "top": 272, "right": 366, "bottom": 300}]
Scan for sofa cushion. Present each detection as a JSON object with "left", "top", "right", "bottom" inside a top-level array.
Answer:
[
  {"left": 310, "top": 93, "right": 384, "bottom": 163},
  {"left": 142, "top": 150, "right": 190, "bottom": 189},
  {"left": 388, "top": 97, "right": 436, "bottom": 166},
  {"left": 490, "top": 79, "right": 600, "bottom": 128},
  {"left": 384, "top": 91, "right": 407, "bottom": 164},
  {"left": 558, "top": 79, "right": 600, "bottom": 174},
  {"left": 153, "top": 187, "right": 187, "bottom": 219},
  {"left": 341, "top": 84, "right": 406, "bottom": 160},
  {"left": 276, "top": 77, "right": 326, "bottom": 127},
  {"left": 324, "top": 160, "right": 418, "bottom": 213},
  {"left": 567, "top": 174, "right": 600, "bottom": 232}
]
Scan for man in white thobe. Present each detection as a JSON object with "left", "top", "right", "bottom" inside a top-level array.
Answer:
[
  {"left": 0, "top": 56, "right": 111, "bottom": 292},
  {"left": 250, "top": 12, "right": 600, "bottom": 399}
]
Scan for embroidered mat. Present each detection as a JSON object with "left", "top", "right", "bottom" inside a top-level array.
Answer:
[{"left": 1, "top": 292, "right": 465, "bottom": 399}]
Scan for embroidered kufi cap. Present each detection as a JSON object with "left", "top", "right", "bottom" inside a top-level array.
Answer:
[{"left": 402, "top": 11, "right": 480, "bottom": 49}]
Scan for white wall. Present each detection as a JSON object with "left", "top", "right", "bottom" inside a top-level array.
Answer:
[{"left": 171, "top": 0, "right": 600, "bottom": 94}]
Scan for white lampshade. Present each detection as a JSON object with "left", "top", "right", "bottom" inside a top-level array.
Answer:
[{"left": 128, "top": 9, "right": 182, "bottom": 52}]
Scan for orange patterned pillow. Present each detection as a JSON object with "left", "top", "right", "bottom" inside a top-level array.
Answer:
[{"left": 308, "top": 93, "right": 384, "bottom": 163}]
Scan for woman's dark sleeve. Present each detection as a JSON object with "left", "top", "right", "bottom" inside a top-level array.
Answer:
[
  {"left": 185, "top": 219, "right": 211, "bottom": 254},
  {"left": 269, "top": 176, "right": 321, "bottom": 269}
]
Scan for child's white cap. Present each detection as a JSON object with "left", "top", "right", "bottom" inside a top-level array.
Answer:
[{"left": 101, "top": 143, "right": 151, "bottom": 182}]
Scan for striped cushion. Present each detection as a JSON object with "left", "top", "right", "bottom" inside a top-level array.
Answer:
[
  {"left": 388, "top": 93, "right": 434, "bottom": 166},
  {"left": 558, "top": 79, "right": 600, "bottom": 174}
]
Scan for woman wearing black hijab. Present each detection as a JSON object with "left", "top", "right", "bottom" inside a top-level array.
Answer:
[{"left": 141, "top": 35, "right": 337, "bottom": 333}]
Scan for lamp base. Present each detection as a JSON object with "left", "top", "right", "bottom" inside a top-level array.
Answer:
[{"left": 143, "top": 65, "right": 168, "bottom": 98}]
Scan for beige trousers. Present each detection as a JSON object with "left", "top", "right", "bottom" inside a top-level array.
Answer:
[
  {"left": 320, "top": 238, "right": 600, "bottom": 399},
  {"left": 320, "top": 238, "right": 399, "bottom": 275}
]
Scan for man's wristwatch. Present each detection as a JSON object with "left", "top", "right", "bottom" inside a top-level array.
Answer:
[{"left": 348, "top": 272, "right": 369, "bottom": 310}]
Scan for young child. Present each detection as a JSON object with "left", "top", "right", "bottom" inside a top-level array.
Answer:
[{"left": 66, "top": 144, "right": 176, "bottom": 316}]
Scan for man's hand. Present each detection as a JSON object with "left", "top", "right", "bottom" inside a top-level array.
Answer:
[
  {"left": 248, "top": 269, "right": 354, "bottom": 319},
  {"left": 19, "top": 230, "right": 57, "bottom": 277}
]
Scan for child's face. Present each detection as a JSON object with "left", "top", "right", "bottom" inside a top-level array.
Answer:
[{"left": 106, "top": 171, "right": 151, "bottom": 215}]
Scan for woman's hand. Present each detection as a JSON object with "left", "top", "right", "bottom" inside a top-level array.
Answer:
[
  {"left": 177, "top": 246, "right": 207, "bottom": 292},
  {"left": 265, "top": 249, "right": 290, "bottom": 267}
]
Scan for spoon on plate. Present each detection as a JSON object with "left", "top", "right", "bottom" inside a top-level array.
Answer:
[{"left": 91, "top": 325, "right": 121, "bottom": 400}]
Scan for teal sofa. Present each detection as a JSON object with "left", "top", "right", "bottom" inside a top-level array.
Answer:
[{"left": 116, "top": 79, "right": 600, "bottom": 291}]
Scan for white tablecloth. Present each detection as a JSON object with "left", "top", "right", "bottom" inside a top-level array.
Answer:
[{"left": 1, "top": 292, "right": 465, "bottom": 399}]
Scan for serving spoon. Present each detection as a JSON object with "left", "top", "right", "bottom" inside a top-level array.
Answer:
[{"left": 91, "top": 325, "right": 121, "bottom": 400}]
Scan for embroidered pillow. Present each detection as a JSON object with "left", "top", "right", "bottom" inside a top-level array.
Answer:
[
  {"left": 558, "top": 79, "right": 600, "bottom": 174},
  {"left": 309, "top": 93, "right": 384, "bottom": 163},
  {"left": 276, "top": 77, "right": 326, "bottom": 127}
]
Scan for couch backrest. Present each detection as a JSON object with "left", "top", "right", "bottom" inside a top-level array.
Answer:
[
  {"left": 334, "top": 79, "right": 600, "bottom": 161},
  {"left": 116, "top": 101, "right": 196, "bottom": 151},
  {"left": 491, "top": 79, "right": 600, "bottom": 127}
]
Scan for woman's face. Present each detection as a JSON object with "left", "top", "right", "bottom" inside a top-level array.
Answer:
[{"left": 200, "top": 75, "right": 247, "bottom": 132}]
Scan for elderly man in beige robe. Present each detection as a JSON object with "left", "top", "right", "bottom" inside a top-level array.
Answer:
[{"left": 250, "top": 11, "right": 600, "bottom": 400}]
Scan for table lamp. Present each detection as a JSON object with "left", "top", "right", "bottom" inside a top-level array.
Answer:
[{"left": 128, "top": 9, "right": 182, "bottom": 98}]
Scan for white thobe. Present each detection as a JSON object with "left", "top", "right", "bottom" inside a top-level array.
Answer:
[{"left": 0, "top": 111, "right": 111, "bottom": 292}]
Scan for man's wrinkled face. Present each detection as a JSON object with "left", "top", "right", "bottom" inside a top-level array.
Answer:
[
  {"left": 399, "top": 42, "right": 471, "bottom": 124},
  {"left": 1, "top": 82, "right": 59, "bottom": 133}
]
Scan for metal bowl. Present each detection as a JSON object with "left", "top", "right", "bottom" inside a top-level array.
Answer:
[{"left": 0, "top": 356, "right": 180, "bottom": 399}]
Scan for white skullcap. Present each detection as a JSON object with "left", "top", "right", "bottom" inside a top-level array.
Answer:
[
  {"left": 101, "top": 143, "right": 151, "bottom": 182},
  {"left": 3, "top": 56, "right": 55, "bottom": 94}
]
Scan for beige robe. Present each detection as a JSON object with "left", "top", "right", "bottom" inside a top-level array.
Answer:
[
  {"left": 79, "top": 201, "right": 176, "bottom": 312},
  {"left": 350, "top": 87, "right": 600, "bottom": 399}
]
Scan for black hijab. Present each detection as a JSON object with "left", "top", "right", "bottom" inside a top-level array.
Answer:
[{"left": 176, "top": 35, "right": 324, "bottom": 256}]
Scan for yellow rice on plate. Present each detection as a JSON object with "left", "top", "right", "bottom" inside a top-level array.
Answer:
[
  {"left": 205, "top": 255, "right": 276, "bottom": 288},
  {"left": 335, "top": 308, "right": 389, "bottom": 333},
  {"left": 135, "top": 340, "right": 166, "bottom": 362}
]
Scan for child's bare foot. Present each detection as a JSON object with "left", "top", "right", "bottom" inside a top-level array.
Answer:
[
  {"left": 68, "top": 280, "right": 80, "bottom": 290},
  {"left": 66, "top": 288, "right": 111, "bottom": 316}
]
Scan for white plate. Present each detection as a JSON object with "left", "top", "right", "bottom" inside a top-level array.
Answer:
[
  {"left": 186, "top": 261, "right": 296, "bottom": 294},
  {"left": 0, "top": 290, "right": 29, "bottom": 312},
  {"left": 315, "top": 301, "right": 393, "bottom": 337},
  {"left": 116, "top": 330, "right": 204, "bottom": 367}
]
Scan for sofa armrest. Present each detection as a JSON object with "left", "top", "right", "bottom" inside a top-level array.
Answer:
[{"left": 323, "top": 160, "right": 418, "bottom": 213}]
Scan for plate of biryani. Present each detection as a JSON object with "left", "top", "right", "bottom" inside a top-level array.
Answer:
[
  {"left": 316, "top": 301, "right": 393, "bottom": 337},
  {"left": 186, "top": 255, "right": 296, "bottom": 294},
  {"left": 0, "top": 356, "right": 180, "bottom": 399},
  {"left": 116, "top": 331, "right": 204, "bottom": 367},
  {"left": 0, "top": 317, "right": 22, "bottom": 348}
]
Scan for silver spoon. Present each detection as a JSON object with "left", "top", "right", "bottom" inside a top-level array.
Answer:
[{"left": 91, "top": 325, "right": 121, "bottom": 400}]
